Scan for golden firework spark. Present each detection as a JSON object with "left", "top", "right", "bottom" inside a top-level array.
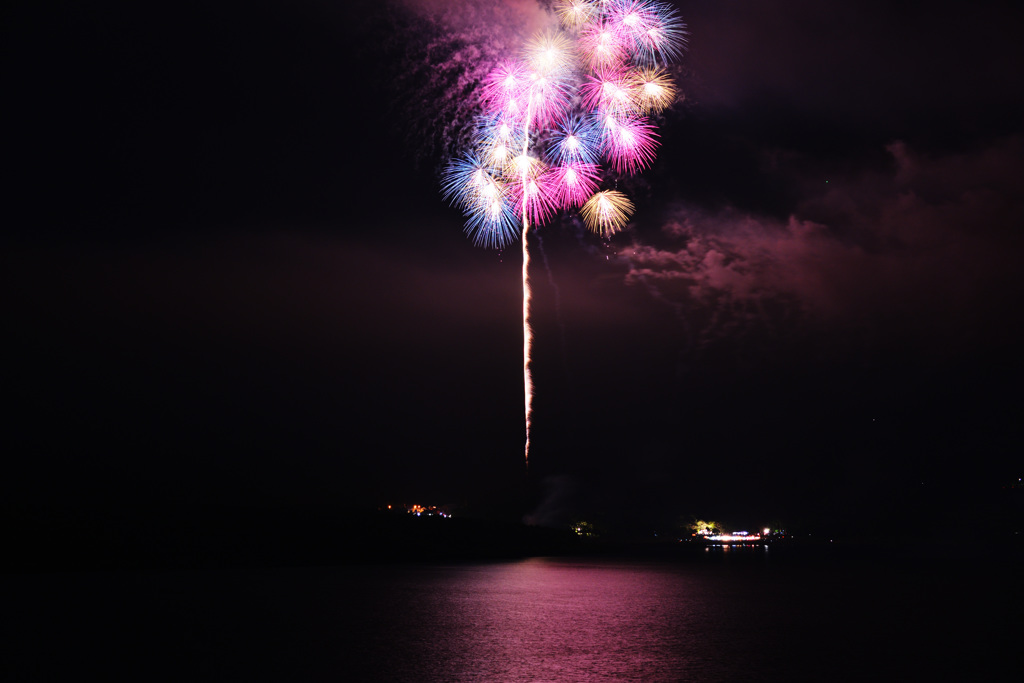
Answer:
[
  {"left": 628, "top": 68, "right": 677, "bottom": 114},
  {"left": 581, "top": 189, "right": 635, "bottom": 236},
  {"left": 524, "top": 30, "right": 576, "bottom": 75},
  {"left": 554, "top": 0, "right": 598, "bottom": 32},
  {"left": 504, "top": 153, "right": 546, "bottom": 181}
]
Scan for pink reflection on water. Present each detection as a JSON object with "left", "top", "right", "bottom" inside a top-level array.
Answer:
[{"left": 397, "top": 558, "right": 725, "bottom": 681}]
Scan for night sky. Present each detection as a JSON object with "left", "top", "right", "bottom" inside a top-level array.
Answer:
[{"left": 5, "top": 0, "right": 1023, "bottom": 535}]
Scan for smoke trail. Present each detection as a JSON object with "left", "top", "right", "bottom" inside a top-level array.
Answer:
[{"left": 374, "top": 1, "right": 556, "bottom": 170}]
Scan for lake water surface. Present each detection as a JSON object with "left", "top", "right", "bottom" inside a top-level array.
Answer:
[{"left": 4, "top": 551, "right": 1017, "bottom": 681}]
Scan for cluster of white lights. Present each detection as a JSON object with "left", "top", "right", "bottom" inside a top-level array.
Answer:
[{"left": 706, "top": 533, "right": 762, "bottom": 542}]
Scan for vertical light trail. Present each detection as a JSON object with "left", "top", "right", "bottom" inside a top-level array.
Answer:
[
  {"left": 521, "top": 107, "right": 533, "bottom": 469},
  {"left": 523, "top": 217, "right": 532, "bottom": 468}
]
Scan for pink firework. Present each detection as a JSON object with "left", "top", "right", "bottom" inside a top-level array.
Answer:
[
  {"left": 520, "top": 67, "right": 574, "bottom": 129},
  {"left": 600, "top": 113, "right": 659, "bottom": 174},
  {"left": 481, "top": 60, "right": 529, "bottom": 120},
  {"left": 578, "top": 19, "right": 629, "bottom": 72},
  {"left": 511, "top": 169, "right": 560, "bottom": 226},
  {"left": 607, "top": 0, "right": 658, "bottom": 46},
  {"left": 580, "top": 66, "right": 636, "bottom": 115},
  {"left": 550, "top": 162, "right": 601, "bottom": 207}
]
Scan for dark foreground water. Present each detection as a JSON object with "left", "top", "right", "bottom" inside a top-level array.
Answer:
[{"left": 3, "top": 551, "right": 1020, "bottom": 681}]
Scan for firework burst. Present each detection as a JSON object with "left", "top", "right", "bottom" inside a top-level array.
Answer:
[
  {"left": 511, "top": 168, "right": 560, "bottom": 225},
  {"left": 555, "top": 1, "right": 598, "bottom": 33},
  {"left": 440, "top": 0, "right": 686, "bottom": 466},
  {"left": 628, "top": 67, "right": 677, "bottom": 113},
  {"left": 581, "top": 189, "right": 635, "bottom": 237},
  {"left": 578, "top": 19, "right": 630, "bottom": 71},
  {"left": 580, "top": 67, "right": 636, "bottom": 115},
  {"left": 441, "top": 152, "right": 520, "bottom": 248},
  {"left": 550, "top": 162, "right": 601, "bottom": 207},
  {"left": 482, "top": 60, "right": 529, "bottom": 118},
  {"left": 549, "top": 116, "right": 602, "bottom": 165},
  {"left": 600, "top": 112, "right": 659, "bottom": 174}
]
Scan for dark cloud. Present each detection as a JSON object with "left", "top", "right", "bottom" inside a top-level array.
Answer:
[{"left": 681, "top": 1, "right": 1024, "bottom": 129}]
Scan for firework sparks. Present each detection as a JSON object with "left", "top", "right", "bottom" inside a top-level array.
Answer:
[
  {"left": 440, "top": 0, "right": 686, "bottom": 467},
  {"left": 512, "top": 167, "right": 560, "bottom": 225},
  {"left": 579, "top": 19, "right": 629, "bottom": 71},
  {"left": 441, "top": 152, "right": 520, "bottom": 248},
  {"left": 482, "top": 60, "right": 529, "bottom": 119},
  {"left": 580, "top": 66, "right": 635, "bottom": 114},
  {"left": 556, "top": 0, "right": 597, "bottom": 32},
  {"left": 550, "top": 162, "right": 601, "bottom": 207},
  {"left": 628, "top": 67, "right": 677, "bottom": 114},
  {"left": 550, "top": 116, "right": 602, "bottom": 165},
  {"left": 581, "top": 189, "right": 635, "bottom": 236},
  {"left": 600, "top": 113, "right": 659, "bottom": 174}
]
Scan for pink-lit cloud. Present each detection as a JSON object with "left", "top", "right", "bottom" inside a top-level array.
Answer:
[{"left": 621, "top": 136, "right": 1024, "bottom": 357}]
